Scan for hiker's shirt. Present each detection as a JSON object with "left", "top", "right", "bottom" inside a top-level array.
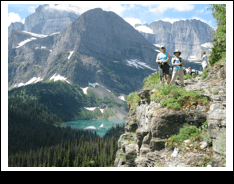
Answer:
[
  {"left": 202, "top": 54, "right": 208, "bottom": 68},
  {"left": 157, "top": 52, "right": 169, "bottom": 66},
  {"left": 171, "top": 57, "right": 183, "bottom": 71}
]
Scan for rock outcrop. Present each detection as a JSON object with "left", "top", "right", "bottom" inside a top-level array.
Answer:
[{"left": 114, "top": 61, "right": 226, "bottom": 167}]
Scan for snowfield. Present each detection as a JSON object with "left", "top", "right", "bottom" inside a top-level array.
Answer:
[
  {"left": 84, "top": 107, "right": 104, "bottom": 113},
  {"left": 135, "top": 25, "right": 155, "bottom": 34},
  {"left": 126, "top": 59, "right": 156, "bottom": 71},
  {"left": 50, "top": 73, "right": 71, "bottom": 84},
  {"left": 85, "top": 126, "right": 96, "bottom": 130},
  {"left": 68, "top": 51, "right": 74, "bottom": 59},
  {"left": 14, "top": 77, "right": 43, "bottom": 87},
  {"left": 22, "top": 31, "right": 48, "bottom": 38},
  {"left": 118, "top": 95, "right": 125, "bottom": 101},
  {"left": 16, "top": 37, "right": 37, "bottom": 48},
  {"left": 80, "top": 87, "right": 89, "bottom": 95},
  {"left": 201, "top": 42, "right": 214, "bottom": 48}
]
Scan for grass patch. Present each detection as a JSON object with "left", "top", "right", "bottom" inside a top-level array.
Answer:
[
  {"left": 150, "top": 84, "right": 209, "bottom": 110},
  {"left": 127, "top": 92, "right": 141, "bottom": 110},
  {"left": 165, "top": 122, "right": 212, "bottom": 149},
  {"left": 201, "top": 67, "right": 210, "bottom": 80},
  {"left": 143, "top": 73, "right": 161, "bottom": 90},
  {"left": 184, "top": 74, "right": 199, "bottom": 80}
]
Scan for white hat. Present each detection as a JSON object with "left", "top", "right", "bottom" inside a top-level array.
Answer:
[
  {"left": 160, "top": 45, "right": 165, "bottom": 49},
  {"left": 173, "top": 50, "right": 181, "bottom": 56}
]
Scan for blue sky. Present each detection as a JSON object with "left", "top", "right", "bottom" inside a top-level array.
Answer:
[{"left": 7, "top": 2, "right": 218, "bottom": 28}]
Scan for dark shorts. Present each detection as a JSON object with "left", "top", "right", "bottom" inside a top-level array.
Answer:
[{"left": 158, "top": 63, "right": 170, "bottom": 78}]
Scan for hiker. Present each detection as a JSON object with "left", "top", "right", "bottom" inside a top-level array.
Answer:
[
  {"left": 170, "top": 50, "right": 185, "bottom": 87},
  {"left": 156, "top": 45, "right": 171, "bottom": 86},
  {"left": 199, "top": 51, "right": 208, "bottom": 70},
  {"left": 187, "top": 67, "right": 192, "bottom": 75},
  {"left": 192, "top": 68, "right": 198, "bottom": 77},
  {"left": 183, "top": 67, "right": 187, "bottom": 75}
]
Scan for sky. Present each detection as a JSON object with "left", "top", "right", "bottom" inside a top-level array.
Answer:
[{"left": 7, "top": 2, "right": 218, "bottom": 28}]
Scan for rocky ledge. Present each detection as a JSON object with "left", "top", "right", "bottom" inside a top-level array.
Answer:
[{"left": 114, "top": 61, "right": 226, "bottom": 167}]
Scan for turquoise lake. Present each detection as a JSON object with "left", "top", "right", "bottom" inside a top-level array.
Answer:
[{"left": 60, "top": 119, "right": 126, "bottom": 137}]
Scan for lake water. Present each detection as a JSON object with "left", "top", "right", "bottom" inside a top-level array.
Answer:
[{"left": 59, "top": 119, "right": 126, "bottom": 137}]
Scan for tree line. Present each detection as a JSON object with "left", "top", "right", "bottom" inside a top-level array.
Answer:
[{"left": 8, "top": 87, "right": 125, "bottom": 167}]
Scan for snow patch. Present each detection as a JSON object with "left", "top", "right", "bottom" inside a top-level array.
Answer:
[
  {"left": 15, "top": 77, "right": 43, "bottom": 87},
  {"left": 50, "top": 32, "right": 60, "bottom": 36},
  {"left": 201, "top": 42, "right": 214, "bottom": 48},
  {"left": 126, "top": 59, "right": 156, "bottom": 71},
  {"left": 153, "top": 44, "right": 161, "bottom": 48},
  {"left": 68, "top": 51, "right": 74, "bottom": 59},
  {"left": 118, "top": 95, "right": 125, "bottom": 101},
  {"left": 135, "top": 25, "right": 154, "bottom": 34},
  {"left": 113, "top": 61, "right": 119, "bottom": 63},
  {"left": 84, "top": 107, "right": 104, "bottom": 114},
  {"left": 41, "top": 46, "right": 46, "bottom": 49},
  {"left": 81, "top": 87, "right": 89, "bottom": 95},
  {"left": 16, "top": 37, "right": 37, "bottom": 48},
  {"left": 22, "top": 31, "right": 48, "bottom": 38},
  {"left": 85, "top": 126, "right": 96, "bottom": 130},
  {"left": 50, "top": 73, "right": 71, "bottom": 84}
]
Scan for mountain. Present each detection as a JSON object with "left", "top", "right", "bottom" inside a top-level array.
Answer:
[
  {"left": 8, "top": 8, "right": 159, "bottom": 95},
  {"left": 135, "top": 19, "right": 215, "bottom": 61},
  {"left": 8, "top": 22, "right": 24, "bottom": 37},
  {"left": 8, "top": 4, "right": 80, "bottom": 36}
]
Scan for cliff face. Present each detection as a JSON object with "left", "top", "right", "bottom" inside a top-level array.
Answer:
[
  {"left": 114, "top": 60, "right": 226, "bottom": 167},
  {"left": 136, "top": 19, "right": 215, "bottom": 60},
  {"left": 8, "top": 8, "right": 159, "bottom": 95}
]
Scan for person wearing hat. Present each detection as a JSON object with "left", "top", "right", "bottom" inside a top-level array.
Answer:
[
  {"left": 170, "top": 50, "right": 185, "bottom": 87},
  {"left": 156, "top": 45, "right": 171, "bottom": 86}
]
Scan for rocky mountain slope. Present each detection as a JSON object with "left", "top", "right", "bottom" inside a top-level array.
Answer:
[
  {"left": 135, "top": 19, "right": 215, "bottom": 60},
  {"left": 8, "top": 4, "right": 80, "bottom": 36},
  {"left": 8, "top": 8, "right": 159, "bottom": 95},
  {"left": 114, "top": 60, "right": 226, "bottom": 167}
]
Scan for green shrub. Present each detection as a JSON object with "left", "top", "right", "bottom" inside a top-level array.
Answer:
[
  {"left": 212, "top": 88, "right": 219, "bottom": 95},
  {"left": 168, "top": 124, "right": 201, "bottom": 143},
  {"left": 127, "top": 92, "right": 141, "bottom": 106}
]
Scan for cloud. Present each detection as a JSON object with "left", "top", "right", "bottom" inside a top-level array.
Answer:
[
  {"left": 124, "top": 17, "right": 142, "bottom": 27},
  {"left": 21, "top": 18, "right": 25, "bottom": 24},
  {"left": 191, "top": 17, "right": 212, "bottom": 26},
  {"left": 196, "top": 9, "right": 204, "bottom": 13},
  {"left": 149, "top": 4, "right": 194, "bottom": 13},
  {"left": 44, "top": 4, "right": 135, "bottom": 16},
  {"left": 8, "top": 12, "right": 21, "bottom": 27},
  {"left": 28, "top": 6, "right": 36, "bottom": 13}
]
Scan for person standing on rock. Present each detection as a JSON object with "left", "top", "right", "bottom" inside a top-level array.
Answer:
[
  {"left": 170, "top": 50, "right": 185, "bottom": 87},
  {"left": 156, "top": 45, "right": 171, "bottom": 86},
  {"left": 199, "top": 51, "right": 208, "bottom": 70}
]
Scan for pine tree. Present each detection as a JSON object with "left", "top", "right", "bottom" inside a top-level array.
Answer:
[{"left": 67, "top": 146, "right": 73, "bottom": 167}]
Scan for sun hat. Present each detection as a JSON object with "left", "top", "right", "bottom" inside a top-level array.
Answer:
[{"left": 173, "top": 50, "right": 181, "bottom": 56}]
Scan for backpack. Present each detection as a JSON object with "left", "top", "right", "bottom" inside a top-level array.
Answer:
[{"left": 172, "top": 57, "right": 182, "bottom": 70}]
